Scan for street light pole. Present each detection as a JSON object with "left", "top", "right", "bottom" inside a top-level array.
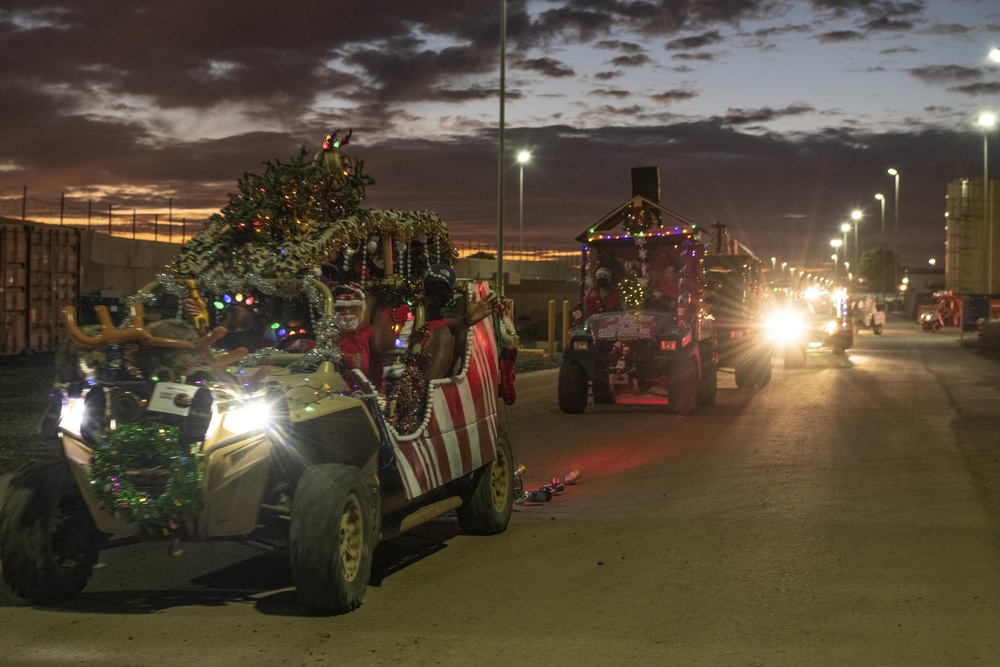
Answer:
[
  {"left": 831, "top": 238, "right": 843, "bottom": 286},
  {"left": 888, "top": 168, "right": 900, "bottom": 285},
  {"left": 875, "top": 194, "right": 885, "bottom": 247},
  {"left": 496, "top": 0, "right": 507, "bottom": 293},
  {"left": 517, "top": 151, "right": 530, "bottom": 256},
  {"left": 979, "top": 113, "right": 996, "bottom": 294},
  {"left": 851, "top": 209, "right": 862, "bottom": 268}
]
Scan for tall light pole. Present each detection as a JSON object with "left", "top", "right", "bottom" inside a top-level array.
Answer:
[
  {"left": 888, "top": 168, "right": 900, "bottom": 285},
  {"left": 831, "top": 238, "right": 842, "bottom": 285},
  {"left": 517, "top": 150, "right": 530, "bottom": 256},
  {"left": 771, "top": 256, "right": 777, "bottom": 276},
  {"left": 875, "top": 194, "right": 886, "bottom": 292},
  {"left": 850, "top": 209, "right": 862, "bottom": 268},
  {"left": 840, "top": 222, "right": 850, "bottom": 259},
  {"left": 496, "top": 0, "right": 507, "bottom": 292},
  {"left": 979, "top": 113, "right": 996, "bottom": 294}
]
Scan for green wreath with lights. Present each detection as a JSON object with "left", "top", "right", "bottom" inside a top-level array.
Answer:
[{"left": 89, "top": 422, "right": 204, "bottom": 534}]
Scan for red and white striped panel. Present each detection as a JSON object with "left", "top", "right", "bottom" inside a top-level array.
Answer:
[{"left": 390, "top": 310, "right": 500, "bottom": 500}]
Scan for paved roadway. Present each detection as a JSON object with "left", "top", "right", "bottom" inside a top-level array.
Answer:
[{"left": 1, "top": 316, "right": 999, "bottom": 666}]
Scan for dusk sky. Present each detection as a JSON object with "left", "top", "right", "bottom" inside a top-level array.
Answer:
[{"left": 2, "top": 1, "right": 999, "bottom": 275}]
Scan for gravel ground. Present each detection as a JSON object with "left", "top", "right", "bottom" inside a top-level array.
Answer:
[{"left": 0, "top": 350, "right": 561, "bottom": 477}]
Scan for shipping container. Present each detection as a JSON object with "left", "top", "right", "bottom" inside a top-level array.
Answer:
[{"left": 0, "top": 221, "right": 80, "bottom": 355}]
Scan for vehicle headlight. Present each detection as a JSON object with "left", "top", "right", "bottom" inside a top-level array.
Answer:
[
  {"left": 221, "top": 402, "right": 273, "bottom": 436},
  {"left": 765, "top": 309, "right": 805, "bottom": 343}
]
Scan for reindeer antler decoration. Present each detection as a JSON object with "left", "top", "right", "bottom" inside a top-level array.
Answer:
[{"left": 63, "top": 303, "right": 247, "bottom": 382}]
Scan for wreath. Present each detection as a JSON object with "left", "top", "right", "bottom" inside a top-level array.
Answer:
[{"left": 89, "top": 422, "right": 204, "bottom": 534}]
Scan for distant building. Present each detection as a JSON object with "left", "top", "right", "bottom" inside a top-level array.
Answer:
[{"left": 945, "top": 177, "right": 999, "bottom": 294}]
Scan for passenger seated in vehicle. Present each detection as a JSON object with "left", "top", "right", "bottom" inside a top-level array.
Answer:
[
  {"left": 332, "top": 283, "right": 397, "bottom": 390},
  {"left": 645, "top": 262, "right": 680, "bottom": 311},
  {"left": 419, "top": 264, "right": 497, "bottom": 380},
  {"left": 584, "top": 267, "right": 621, "bottom": 315}
]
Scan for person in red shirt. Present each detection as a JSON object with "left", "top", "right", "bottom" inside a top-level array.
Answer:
[
  {"left": 333, "top": 284, "right": 397, "bottom": 389},
  {"left": 584, "top": 267, "right": 622, "bottom": 315}
]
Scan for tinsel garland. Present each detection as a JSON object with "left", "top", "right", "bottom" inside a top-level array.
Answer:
[{"left": 89, "top": 422, "right": 203, "bottom": 535}]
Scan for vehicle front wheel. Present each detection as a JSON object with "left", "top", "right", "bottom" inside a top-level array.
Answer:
[
  {"left": 592, "top": 373, "right": 616, "bottom": 404},
  {"left": 0, "top": 459, "right": 105, "bottom": 605},
  {"left": 289, "top": 464, "right": 375, "bottom": 615},
  {"left": 558, "top": 361, "right": 589, "bottom": 414},
  {"left": 457, "top": 430, "right": 515, "bottom": 535}
]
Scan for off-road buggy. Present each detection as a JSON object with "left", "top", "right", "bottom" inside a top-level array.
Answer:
[{"left": 0, "top": 135, "right": 516, "bottom": 614}]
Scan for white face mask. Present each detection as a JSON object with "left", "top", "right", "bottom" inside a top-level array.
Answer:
[{"left": 336, "top": 314, "right": 360, "bottom": 333}]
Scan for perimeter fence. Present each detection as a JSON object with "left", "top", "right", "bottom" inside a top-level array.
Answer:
[{"left": 0, "top": 186, "right": 582, "bottom": 267}]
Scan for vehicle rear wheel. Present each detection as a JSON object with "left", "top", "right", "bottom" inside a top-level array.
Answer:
[
  {"left": 592, "top": 373, "right": 616, "bottom": 404},
  {"left": 290, "top": 464, "right": 374, "bottom": 615},
  {"left": 667, "top": 353, "right": 698, "bottom": 416},
  {"left": 697, "top": 357, "right": 717, "bottom": 405},
  {"left": 734, "top": 361, "right": 751, "bottom": 388},
  {"left": 457, "top": 430, "right": 515, "bottom": 535},
  {"left": 0, "top": 459, "right": 105, "bottom": 605},
  {"left": 558, "top": 362, "right": 589, "bottom": 414}
]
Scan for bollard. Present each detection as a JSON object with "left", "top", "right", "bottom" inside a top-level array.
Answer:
[{"left": 547, "top": 299, "right": 556, "bottom": 359}]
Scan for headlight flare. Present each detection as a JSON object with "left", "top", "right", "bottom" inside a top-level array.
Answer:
[
  {"left": 765, "top": 308, "right": 806, "bottom": 344},
  {"left": 221, "top": 402, "right": 273, "bottom": 437}
]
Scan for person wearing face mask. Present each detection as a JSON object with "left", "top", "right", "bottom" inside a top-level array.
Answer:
[
  {"left": 333, "top": 283, "right": 397, "bottom": 389},
  {"left": 584, "top": 266, "right": 622, "bottom": 315}
]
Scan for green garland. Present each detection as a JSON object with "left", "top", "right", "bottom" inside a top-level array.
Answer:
[{"left": 89, "top": 422, "right": 204, "bottom": 534}]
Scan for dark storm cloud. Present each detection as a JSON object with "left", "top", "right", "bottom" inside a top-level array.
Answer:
[
  {"left": 817, "top": 30, "right": 866, "bottom": 43},
  {"left": 722, "top": 104, "right": 816, "bottom": 125},
  {"left": 609, "top": 54, "right": 654, "bottom": 67},
  {"left": 516, "top": 57, "right": 576, "bottom": 78},
  {"left": 671, "top": 52, "right": 719, "bottom": 61},
  {"left": 665, "top": 30, "right": 724, "bottom": 50},
  {"left": 590, "top": 88, "right": 632, "bottom": 98},
  {"left": 948, "top": 82, "right": 1000, "bottom": 96},
  {"left": 920, "top": 23, "right": 974, "bottom": 36},
  {"left": 594, "top": 39, "right": 644, "bottom": 53},
  {"left": 907, "top": 65, "right": 981, "bottom": 83},
  {"left": 649, "top": 90, "right": 699, "bottom": 103},
  {"left": 862, "top": 16, "right": 913, "bottom": 30}
]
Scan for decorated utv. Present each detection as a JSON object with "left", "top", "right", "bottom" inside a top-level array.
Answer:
[
  {"left": 0, "top": 133, "right": 516, "bottom": 614},
  {"left": 560, "top": 190, "right": 717, "bottom": 415}
]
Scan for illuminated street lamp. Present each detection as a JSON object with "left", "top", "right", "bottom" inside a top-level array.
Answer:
[
  {"left": 990, "top": 48, "right": 1000, "bottom": 63},
  {"left": 978, "top": 113, "right": 996, "bottom": 293},
  {"left": 517, "top": 150, "right": 531, "bottom": 255},
  {"left": 771, "top": 256, "right": 777, "bottom": 276},
  {"left": 781, "top": 262, "right": 788, "bottom": 280},
  {"left": 888, "top": 168, "right": 900, "bottom": 283}
]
